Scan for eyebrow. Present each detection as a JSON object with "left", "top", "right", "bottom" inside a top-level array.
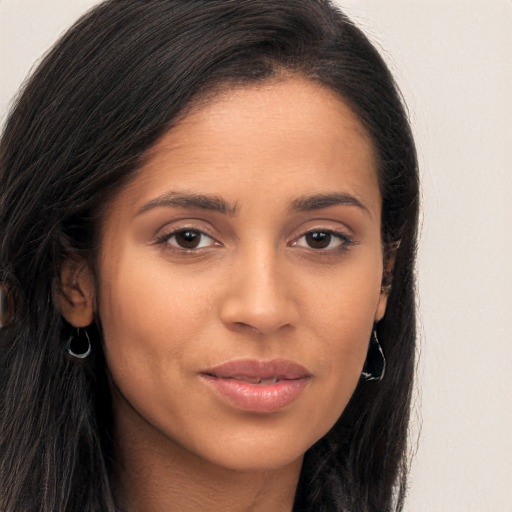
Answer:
[
  {"left": 137, "top": 192, "right": 238, "bottom": 216},
  {"left": 289, "top": 193, "right": 371, "bottom": 217},
  {"left": 137, "top": 191, "right": 370, "bottom": 218}
]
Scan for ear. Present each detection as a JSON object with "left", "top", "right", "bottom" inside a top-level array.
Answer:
[
  {"left": 374, "top": 242, "right": 399, "bottom": 322},
  {"left": 54, "top": 257, "right": 96, "bottom": 327}
]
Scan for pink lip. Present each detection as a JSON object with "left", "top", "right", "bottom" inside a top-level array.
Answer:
[{"left": 200, "top": 359, "right": 312, "bottom": 412}]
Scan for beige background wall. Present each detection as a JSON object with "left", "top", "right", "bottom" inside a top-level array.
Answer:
[{"left": 1, "top": 1, "right": 511, "bottom": 510}]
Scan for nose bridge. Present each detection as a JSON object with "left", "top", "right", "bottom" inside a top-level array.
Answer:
[{"left": 220, "top": 242, "right": 297, "bottom": 335}]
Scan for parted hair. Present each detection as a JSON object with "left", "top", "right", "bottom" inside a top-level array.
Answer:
[{"left": 0, "top": 1, "right": 419, "bottom": 510}]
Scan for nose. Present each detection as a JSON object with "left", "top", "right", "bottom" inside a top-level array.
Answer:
[{"left": 219, "top": 248, "right": 299, "bottom": 336}]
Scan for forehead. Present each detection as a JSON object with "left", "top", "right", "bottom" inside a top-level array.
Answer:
[
  {"left": 148, "top": 77, "right": 374, "bottom": 164},
  {"left": 107, "top": 77, "right": 379, "bottom": 219}
]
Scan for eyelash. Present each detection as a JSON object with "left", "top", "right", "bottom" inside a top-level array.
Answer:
[{"left": 155, "top": 227, "right": 354, "bottom": 254}]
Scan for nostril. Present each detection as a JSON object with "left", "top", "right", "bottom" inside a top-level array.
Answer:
[{"left": 234, "top": 321, "right": 263, "bottom": 334}]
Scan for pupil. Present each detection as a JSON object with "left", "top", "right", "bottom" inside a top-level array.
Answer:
[
  {"left": 176, "top": 230, "right": 200, "bottom": 248},
  {"left": 306, "top": 232, "right": 331, "bottom": 249}
]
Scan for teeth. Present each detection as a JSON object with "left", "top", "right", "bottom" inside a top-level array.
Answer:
[
  {"left": 259, "top": 377, "right": 278, "bottom": 385},
  {"left": 232, "top": 375, "right": 260, "bottom": 384},
  {"left": 230, "top": 375, "right": 279, "bottom": 385}
]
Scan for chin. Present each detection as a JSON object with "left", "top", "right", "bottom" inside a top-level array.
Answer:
[
  {"left": 181, "top": 422, "right": 318, "bottom": 474},
  {"left": 203, "top": 446, "right": 305, "bottom": 474}
]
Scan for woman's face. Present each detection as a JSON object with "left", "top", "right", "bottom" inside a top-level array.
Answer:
[{"left": 95, "top": 78, "right": 387, "bottom": 472}]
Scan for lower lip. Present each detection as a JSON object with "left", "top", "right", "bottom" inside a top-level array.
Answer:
[{"left": 201, "top": 375, "right": 309, "bottom": 412}]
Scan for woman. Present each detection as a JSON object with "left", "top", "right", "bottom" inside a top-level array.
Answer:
[{"left": 0, "top": 1, "right": 419, "bottom": 511}]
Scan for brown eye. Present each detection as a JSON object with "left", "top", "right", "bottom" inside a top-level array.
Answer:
[
  {"left": 305, "top": 231, "right": 333, "bottom": 249},
  {"left": 159, "top": 228, "right": 218, "bottom": 251},
  {"left": 174, "top": 230, "right": 203, "bottom": 249},
  {"left": 291, "top": 230, "right": 351, "bottom": 251}
]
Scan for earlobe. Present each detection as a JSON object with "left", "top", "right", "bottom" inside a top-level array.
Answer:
[
  {"left": 54, "top": 258, "right": 96, "bottom": 327},
  {"left": 375, "top": 289, "right": 389, "bottom": 323}
]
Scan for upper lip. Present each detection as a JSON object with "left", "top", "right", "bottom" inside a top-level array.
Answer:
[{"left": 201, "top": 359, "right": 312, "bottom": 381}]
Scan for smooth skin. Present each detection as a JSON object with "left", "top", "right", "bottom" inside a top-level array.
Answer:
[{"left": 58, "top": 77, "right": 390, "bottom": 512}]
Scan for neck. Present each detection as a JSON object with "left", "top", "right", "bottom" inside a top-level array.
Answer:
[{"left": 112, "top": 394, "right": 303, "bottom": 512}]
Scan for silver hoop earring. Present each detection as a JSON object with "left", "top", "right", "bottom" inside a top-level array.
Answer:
[
  {"left": 361, "top": 328, "right": 386, "bottom": 382},
  {"left": 66, "top": 328, "right": 92, "bottom": 360}
]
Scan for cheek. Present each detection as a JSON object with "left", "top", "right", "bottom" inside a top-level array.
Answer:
[
  {"left": 96, "top": 255, "right": 182, "bottom": 396},
  {"left": 98, "top": 250, "right": 210, "bottom": 345},
  {"left": 96, "top": 254, "right": 210, "bottom": 431},
  {"left": 303, "top": 253, "right": 383, "bottom": 338},
  {"left": 292, "top": 255, "right": 382, "bottom": 430}
]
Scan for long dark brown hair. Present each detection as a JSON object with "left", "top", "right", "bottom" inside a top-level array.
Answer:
[{"left": 0, "top": 1, "right": 419, "bottom": 510}]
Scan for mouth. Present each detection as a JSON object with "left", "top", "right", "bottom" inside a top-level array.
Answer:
[
  {"left": 202, "top": 358, "right": 311, "bottom": 380},
  {"left": 200, "top": 359, "right": 312, "bottom": 412},
  {"left": 222, "top": 376, "right": 282, "bottom": 385}
]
